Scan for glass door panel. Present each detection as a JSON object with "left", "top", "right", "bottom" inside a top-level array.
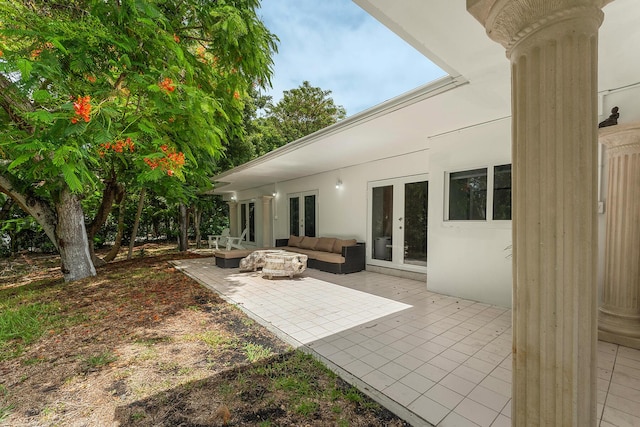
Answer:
[
  {"left": 289, "top": 197, "right": 300, "bottom": 236},
  {"left": 240, "top": 202, "right": 255, "bottom": 243},
  {"left": 404, "top": 181, "right": 428, "bottom": 266},
  {"left": 372, "top": 185, "right": 393, "bottom": 261},
  {"left": 248, "top": 202, "right": 255, "bottom": 242},
  {"left": 304, "top": 195, "right": 317, "bottom": 237}
]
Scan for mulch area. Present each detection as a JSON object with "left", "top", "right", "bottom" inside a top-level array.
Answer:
[{"left": 0, "top": 245, "right": 409, "bottom": 426}]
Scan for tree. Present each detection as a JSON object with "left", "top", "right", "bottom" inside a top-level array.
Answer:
[
  {"left": 263, "top": 81, "right": 346, "bottom": 144},
  {"left": 0, "top": 0, "right": 277, "bottom": 281}
]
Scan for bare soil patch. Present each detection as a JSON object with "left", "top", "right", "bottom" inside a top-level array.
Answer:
[{"left": 0, "top": 245, "right": 409, "bottom": 426}]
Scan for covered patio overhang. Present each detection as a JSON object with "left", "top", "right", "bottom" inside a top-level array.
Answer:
[{"left": 211, "top": 1, "right": 637, "bottom": 198}]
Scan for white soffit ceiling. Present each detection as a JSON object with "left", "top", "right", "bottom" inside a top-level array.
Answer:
[{"left": 212, "top": 0, "right": 640, "bottom": 195}]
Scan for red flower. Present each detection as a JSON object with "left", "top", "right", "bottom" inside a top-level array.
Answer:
[
  {"left": 159, "top": 77, "right": 175, "bottom": 93},
  {"left": 72, "top": 95, "right": 91, "bottom": 123}
]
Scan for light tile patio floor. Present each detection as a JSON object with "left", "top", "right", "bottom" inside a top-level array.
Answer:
[{"left": 173, "top": 257, "right": 640, "bottom": 427}]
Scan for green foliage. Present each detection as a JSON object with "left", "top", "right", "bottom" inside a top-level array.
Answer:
[
  {"left": 81, "top": 351, "right": 118, "bottom": 370},
  {"left": 0, "top": 301, "right": 61, "bottom": 360},
  {"left": 295, "top": 400, "right": 319, "bottom": 417},
  {"left": 0, "top": 384, "right": 13, "bottom": 422},
  {"left": 216, "top": 82, "right": 346, "bottom": 173},
  {"left": 243, "top": 342, "right": 273, "bottom": 363},
  {"left": 0, "top": 0, "right": 277, "bottom": 258},
  {"left": 263, "top": 81, "right": 346, "bottom": 144}
]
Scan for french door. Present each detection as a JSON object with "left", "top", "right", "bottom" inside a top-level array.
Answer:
[
  {"left": 368, "top": 175, "right": 428, "bottom": 270},
  {"left": 288, "top": 191, "right": 318, "bottom": 237}
]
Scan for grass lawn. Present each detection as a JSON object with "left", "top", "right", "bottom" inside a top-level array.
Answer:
[{"left": 0, "top": 244, "right": 408, "bottom": 426}]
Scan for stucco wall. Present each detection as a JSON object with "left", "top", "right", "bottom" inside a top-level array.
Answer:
[
  {"left": 226, "top": 83, "right": 640, "bottom": 309},
  {"left": 269, "top": 150, "right": 430, "bottom": 241},
  {"left": 426, "top": 119, "right": 513, "bottom": 307}
]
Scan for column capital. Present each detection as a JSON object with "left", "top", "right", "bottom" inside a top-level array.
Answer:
[
  {"left": 468, "top": 0, "right": 609, "bottom": 52},
  {"left": 599, "top": 122, "right": 640, "bottom": 151}
]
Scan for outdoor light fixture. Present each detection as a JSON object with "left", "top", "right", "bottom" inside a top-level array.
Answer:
[
  {"left": 272, "top": 192, "right": 277, "bottom": 197},
  {"left": 231, "top": 195, "right": 236, "bottom": 201},
  {"left": 335, "top": 179, "right": 342, "bottom": 189}
]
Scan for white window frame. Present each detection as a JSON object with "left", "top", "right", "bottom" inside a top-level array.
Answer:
[{"left": 444, "top": 164, "right": 511, "bottom": 223}]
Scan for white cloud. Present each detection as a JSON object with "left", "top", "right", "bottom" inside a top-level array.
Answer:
[{"left": 258, "top": 0, "right": 446, "bottom": 116}]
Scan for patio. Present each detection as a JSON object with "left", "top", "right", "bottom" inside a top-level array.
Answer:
[{"left": 172, "top": 258, "right": 640, "bottom": 427}]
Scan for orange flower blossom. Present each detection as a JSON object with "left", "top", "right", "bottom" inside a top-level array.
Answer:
[
  {"left": 98, "top": 138, "right": 135, "bottom": 157},
  {"left": 159, "top": 77, "right": 175, "bottom": 93},
  {"left": 144, "top": 145, "right": 185, "bottom": 176},
  {"left": 71, "top": 95, "right": 91, "bottom": 124}
]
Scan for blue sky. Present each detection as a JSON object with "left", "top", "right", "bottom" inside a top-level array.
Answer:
[{"left": 257, "top": 0, "right": 446, "bottom": 117}]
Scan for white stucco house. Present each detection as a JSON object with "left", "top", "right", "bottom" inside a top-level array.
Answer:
[{"left": 211, "top": 0, "right": 639, "bottom": 309}]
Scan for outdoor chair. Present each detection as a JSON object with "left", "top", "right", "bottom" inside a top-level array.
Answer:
[
  {"left": 226, "top": 228, "right": 248, "bottom": 250},
  {"left": 208, "top": 228, "right": 230, "bottom": 250}
]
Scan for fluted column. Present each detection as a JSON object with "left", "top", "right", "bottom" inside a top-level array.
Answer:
[
  {"left": 599, "top": 123, "right": 640, "bottom": 348},
  {"left": 468, "top": 1, "right": 608, "bottom": 425},
  {"left": 227, "top": 201, "right": 238, "bottom": 237},
  {"left": 261, "top": 196, "right": 274, "bottom": 248}
]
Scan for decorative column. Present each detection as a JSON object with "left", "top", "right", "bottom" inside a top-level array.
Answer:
[
  {"left": 261, "top": 196, "right": 274, "bottom": 248},
  {"left": 467, "top": 1, "right": 608, "bottom": 425},
  {"left": 599, "top": 123, "right": 640, "bottom": 349},
  {"left": 227, "top": 201, "right": 238, "bottom": 237}
]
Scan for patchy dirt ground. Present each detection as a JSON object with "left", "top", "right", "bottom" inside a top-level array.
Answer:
[{"left": 0, "top": 245, "right": 409, "bottom": 426}]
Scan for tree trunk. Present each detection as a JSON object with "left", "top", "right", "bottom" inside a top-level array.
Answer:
[
  {"left": 194, "top": 205, "right": 202, "bottom": 249},
  {"left": 127, "top": 187, "right": 146, "bottom": 260},
  {"left": 87, "top": 179, "right": 123, "bottom": 267},
  {"left": 54, "top": 188, "right": 96, "bottom": 281},
  {"left": 178, "top": 203, "right": 188, "bottom": 252},
  {"left": 103, "top": 188, "right": 126, "bottom": 262}
]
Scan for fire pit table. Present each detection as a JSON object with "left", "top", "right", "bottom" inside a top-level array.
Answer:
[
  {"left": 262, "top": 252, "right": 308, "bottom": 279},
  {"left": 239, "top": 249, "right": 286, "bottom": 272}
]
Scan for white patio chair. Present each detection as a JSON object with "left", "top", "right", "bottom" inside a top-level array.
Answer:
[
  {"left": 226, "top": 228, "right": 248, "bottom": 250},
  {"left": 208, "top": 228, "right": 230, "bottom": 250}
]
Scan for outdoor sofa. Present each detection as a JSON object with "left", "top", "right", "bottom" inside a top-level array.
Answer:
[
  {"left": 274, "top": 235, "right": 365, "bottom": 274},
  {"left": 213, "top": 235, "right": 365, "bottom": 274}
]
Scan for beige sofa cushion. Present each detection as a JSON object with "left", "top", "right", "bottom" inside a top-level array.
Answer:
[
  {"left": 314, "top": 251, "right": 345, "bottom": 264},
  {"left": 333, "top": 238, "right": 357, "bottom": 254},
  {"left": 288, "top": 235, "right": 303, "bottom": 247},
  {"left": 299, "top": 236, "right": 319, "bottom": 250},
  {"left": 286, "top": 247, "right": 316, "bottom": 258},
  {"left": 215, "top": 249, "right": 253, "bottom": 259},
  {"left": 315, "top": 237, "right": 336, "bottom": 252}
]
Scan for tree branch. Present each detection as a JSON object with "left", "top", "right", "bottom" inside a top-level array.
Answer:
[
  {"left": 0, "top": 172, "right": 59, "bottom": 251},
  {"left": 0, "top": 74, "right": 36, "bottom": 133}
]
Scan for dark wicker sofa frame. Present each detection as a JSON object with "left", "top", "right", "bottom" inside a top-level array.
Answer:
[{"left": 275, "top": 239, "right": 365, "bottom": 274}]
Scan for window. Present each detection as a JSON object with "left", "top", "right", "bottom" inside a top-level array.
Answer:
[
  {"left": 493, "top": 164, "right": 512, "bottom": 220},
  {"left": 446, "top": 165, "right": 512, "bottom": 221},
  {"left": 448, "top": 168, "right": 487, "bottom": 220}
]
